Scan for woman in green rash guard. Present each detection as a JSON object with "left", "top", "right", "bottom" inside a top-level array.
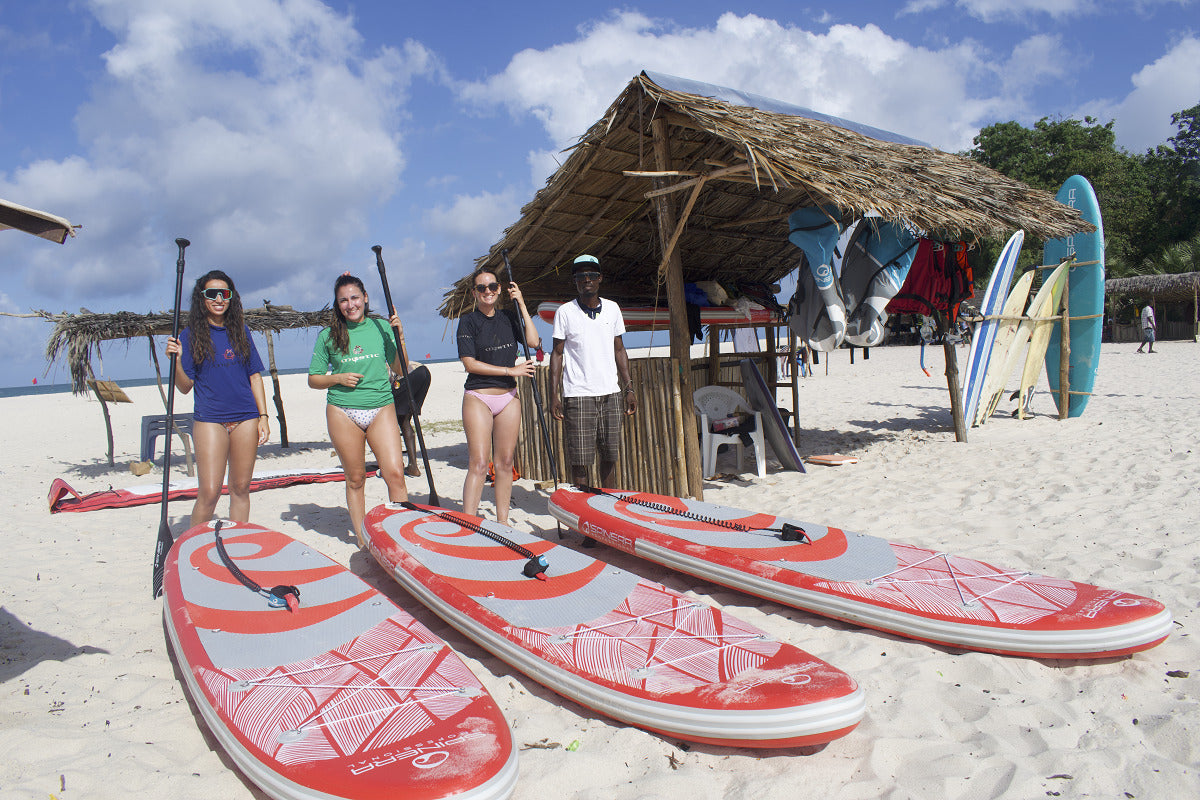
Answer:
[{"left": 308, "top": 273, "right": 409, "bottom": 547}]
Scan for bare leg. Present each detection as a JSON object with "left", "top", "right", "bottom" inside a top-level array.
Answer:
[
  {"left": 599, "top": 458, "right": 619, "bottom": 489},
  {"left": 365, "top": 405, "right": 409, "bottom": 508},
  {"left": 399, "top": 415, "right": 420, "bottom": 476},
  {"left": 462, "top": 394, "right": 494, "bottom": 517},
  {"left": 489, "top": 397, "right": 522, "bottom": 524},
  {"left": 190, "top": 421, "right": 231, "bottom": 527},
  {"left": 326, "top": 405, "right": 368, "bottom": 546},
  {"left": 225, "top": 419, "right": 260, "bottom": 522}
]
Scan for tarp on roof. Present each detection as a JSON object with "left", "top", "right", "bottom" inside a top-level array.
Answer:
[{"left": 0, "top": 198, "right": 76, "bottom": 244}]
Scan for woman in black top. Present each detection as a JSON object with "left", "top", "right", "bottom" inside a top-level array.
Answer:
[{"left": 456, "top": 266, "right": 539, "bottom": 524}]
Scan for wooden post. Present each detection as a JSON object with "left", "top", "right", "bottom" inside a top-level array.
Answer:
[
  {"left": 1058, "top": 268, "right": 1071, "bottom": 420},
  {"left": 940, "top": 314, "right": 967, "bottom": 442},
  {"left": 265, "top": 331, "right": 289, "bottom": 447},
  {"left": 788, "top": 328, "right": 800, "bottom": 443},
  {"left": 708, "top": 325, "right": 721, "bottom": 387},
  {"left": 650, "top": 116, "right": 703, "bottom": 499}
]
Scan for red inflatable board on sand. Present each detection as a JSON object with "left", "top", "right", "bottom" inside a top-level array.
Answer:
[
  {"left": 49, "top": 466, "right": 374, "bottom": 513},
  {"left": 548, "top": 487, "right": 1173, "bottom": 659},
  {"left": 162, "top": 521, "right": 518, "bottom": 800},
  {"left": 364, "top": 502, "right": 864, "bottom": 749}
]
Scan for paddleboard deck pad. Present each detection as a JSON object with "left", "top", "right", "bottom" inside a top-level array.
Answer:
[
  {"left": 364, "top": 502, "right": 864, "bottom": 748},
  {"left": 162, "top": 521, "right": 517, "bottom": 800},
  {"left": 548, "top": 487, "right": 1172, "bottom": 659}
]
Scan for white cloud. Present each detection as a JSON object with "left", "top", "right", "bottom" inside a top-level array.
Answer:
[
  {"left": 1107, "top": 35, "right": 1200, "bottom": 152},
  {"left": 955, "top": 0, "right": 1095, "bottom": 22},
  {"left": 5, "top": 0, "right": 434, "bottom": 308},
  {"left": 458, "top": 11, "right": 1046, "bottom": 155}
]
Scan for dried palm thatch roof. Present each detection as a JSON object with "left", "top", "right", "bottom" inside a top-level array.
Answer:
[
  {"left": 1106, "top": 272, "right": 1200, "bottom": 303},
  {"left": 439, "top": 71, "right": 1094, "bottom": 319},
  {"left": 37, "top": 304, "right": 332, "bottom": 393}
]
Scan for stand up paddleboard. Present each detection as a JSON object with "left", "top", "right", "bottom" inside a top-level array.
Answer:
[
  {"left": 364, "top": 502, "right": 864, "bottom": 749},
  {"left": 962, "top": 231, "right": 1024, "bottom": 427},
  {"left": 1045, "top": 175, "right": 1105, "bottom": 417},
  {"left": 548, "top": 487, "right": 1173, "bottom": 659},
  {"left": 162, "top": 520, "right": 518, "bottom": 800}
]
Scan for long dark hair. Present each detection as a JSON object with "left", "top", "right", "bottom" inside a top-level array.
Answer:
[
  {"left": 186, "top": 269, "right": 251, "bottom": 365},
  {"left": 330, "top": 273, "right": 369, "bottom": 354}
]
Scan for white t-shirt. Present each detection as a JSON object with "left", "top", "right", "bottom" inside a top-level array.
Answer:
[
  {"left": 1141, "top": 306, "right": 1155, "bottom": 329},
  {"left": 552, "top": 298, "right": 626, "bottom": 397}
]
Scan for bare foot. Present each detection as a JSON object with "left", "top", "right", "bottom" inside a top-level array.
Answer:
[{"left": 405, "top": 463, "right": 421, "bottom": 477}]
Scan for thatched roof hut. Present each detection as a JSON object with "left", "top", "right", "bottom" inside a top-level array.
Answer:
[
  {"left": 439, "top": 71, "right": 1092, "bottom": 317},
  {"left": 1105, "top": 272, "right": 1200, "bottom": 303},
  {"left": 39, "top": 304, "right": 331, "bottom": 393}
]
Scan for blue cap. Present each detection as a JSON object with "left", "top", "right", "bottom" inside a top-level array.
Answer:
[{"left": 572, "top": 254, "right": 599, "bottom": 273}]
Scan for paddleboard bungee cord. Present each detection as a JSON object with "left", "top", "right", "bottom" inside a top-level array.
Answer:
[
  {"left": 212, "top": 519, "right": 301, "bottom": 611},
  {"left": 400, "top": 501, "right": 549, "bottom": 580},
  {"left": 577, "top": 485, "right": 811, "bottom": 543}
]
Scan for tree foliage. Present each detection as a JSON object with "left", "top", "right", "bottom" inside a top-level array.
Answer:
[{"left": 966, "top": 107, "right": 1200, "bottom": 280}]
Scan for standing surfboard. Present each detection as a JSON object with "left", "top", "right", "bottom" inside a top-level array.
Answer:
[
  {"left": 548, "top": 487, "right": 1173, "bottom": 659},
  {"left": 961, "top": 230, "right": 1024, "bottom": 426},
  {"left": 1017, "top": 262, "right": 1070, "bottom": 417},
  {"left": 162, "top": 520, "right": 518, "bottom": 800},
  {"left": 364, "top": 502, "right": 864, "bottom": 749},
  {"left": 1045, "top": 175, "right": 1105, "bottom": 417},
  {"left": 739, "top": 358, "right": 804, "bottom": 472},
  {"left": 973, "top": 269, "right": 1036, "bottom": 425}
]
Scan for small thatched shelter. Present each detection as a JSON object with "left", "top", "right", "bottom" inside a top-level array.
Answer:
[
  {"left": 1106, "top": 272, "right": 1200, "bottom": 341},
  {"left": 439, "top": 72, "right": 1094, "bottom": 497}
]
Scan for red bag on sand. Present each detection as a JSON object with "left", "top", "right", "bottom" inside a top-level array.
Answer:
[{"left": 486, "top": 462, "right": 520, "bottom": 484}]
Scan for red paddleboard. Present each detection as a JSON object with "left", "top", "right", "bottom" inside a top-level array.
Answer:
[
  {"left": 548, "top": 487, "right": 1172, "bottom": 659},
  {"left": 162, "top": 520, "right": 518, "bottom": 800},
  {"left": 364, "top": 502, "right": 864, "bottom": 749},
  {"left": 536, "top": 301, "right": 777, "bottom": 329}
]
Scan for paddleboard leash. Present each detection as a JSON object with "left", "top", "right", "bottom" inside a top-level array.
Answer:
[
  {"left": 575, "top": 485, "right": 810, "bottom": 543},
  {"left": 212, "top": 520, "right": 301, "bottom": 611},
  {"left": 401, "top": 502, "right": 549, "bottom": 580}
]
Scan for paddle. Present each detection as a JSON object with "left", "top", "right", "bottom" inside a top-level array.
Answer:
[
  {"left": 499, "top": 248, "right": 559, "bottom": 488},
  {"left": 151, "top": 237, "right": 189, "bottom": 598},
  {"left": 372, "top": 245, "right": 440, "bottom": 507}
]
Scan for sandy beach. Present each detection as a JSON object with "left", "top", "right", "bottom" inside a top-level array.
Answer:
[{"left": 2, "top": 340, "right": 1196, "bottom": 799}]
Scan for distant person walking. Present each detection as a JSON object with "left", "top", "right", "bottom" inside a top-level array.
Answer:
[
  {"left": 457, "top": 266, "right": 540, "bottom": 524},
  {"left": 165, "top": 270, "right": 270, "bottom": 527},
  {"left": 1136, "top": 304, "right": 1157, "bottom": 353},
  {"left": 308, "top": 273, "right": 409, "bottom": 548},
  {"left": 550, "top": 254, "right": 636, "bottom": 487}
]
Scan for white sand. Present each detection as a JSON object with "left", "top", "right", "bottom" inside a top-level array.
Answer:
[{"left": 2, "top": 341, "right": 1197, "bottom": 799}]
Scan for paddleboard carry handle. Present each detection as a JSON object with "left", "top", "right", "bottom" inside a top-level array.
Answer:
[
  {"left": 401, "top": 502, "right": 548, "bottom": 580},
  {"left": 212, "top": 520, "right": 302, "bottom": 611}
]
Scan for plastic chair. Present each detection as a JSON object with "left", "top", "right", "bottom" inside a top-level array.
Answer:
[{"left": 692, "top": 386, "right": 766, "bottom": 479}]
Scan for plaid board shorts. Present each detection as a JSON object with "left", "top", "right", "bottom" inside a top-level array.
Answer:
[{"left": 563, "top": 392, "right": 623, "bottom": 467}]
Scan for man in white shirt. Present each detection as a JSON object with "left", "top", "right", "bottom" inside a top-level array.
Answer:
[
  {"left": 550, "top": 254, "right": 637, "bottom": 486},
  {"left": 1136, "top": 304, "right": 1156, "bottom": 353}
]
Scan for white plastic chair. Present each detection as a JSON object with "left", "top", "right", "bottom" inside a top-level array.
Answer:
[{"left": 692, "top": 385, "right": 766, "bottom": 479}]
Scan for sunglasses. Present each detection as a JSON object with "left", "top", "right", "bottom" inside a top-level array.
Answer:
[
  {"left": 202, "top": 288, "right": 233, "bottom": 301},
  {"left": 474, "top": 282, "right": 501, "bottom": 293},
  {"left": 574, "top": 271, "right": 602, "bottom": 282}
]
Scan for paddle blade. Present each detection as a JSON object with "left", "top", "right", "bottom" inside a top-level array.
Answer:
[{"left": 151, "top": 518, "right": 175, "bottom": 598}]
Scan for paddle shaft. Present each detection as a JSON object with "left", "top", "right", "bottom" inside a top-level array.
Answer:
[
  {"left": 499, "top": 249, "right": 559, "bottom": 487},
  {"left": 151, "top": 237, "right": 189, "bottom": 598},
  {"left": 372, "top": 245, "right": 440, "bottom": 506}
]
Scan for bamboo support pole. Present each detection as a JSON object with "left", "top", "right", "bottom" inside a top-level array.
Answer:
[
  {"left": 1058, "top": 269, "right": 1071, "bottom": 420},
  {"left": 265, "top": 331, "right": 289, "bottom": 447}
]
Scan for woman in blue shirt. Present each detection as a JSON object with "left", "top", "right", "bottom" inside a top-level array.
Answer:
[{"left": 165, "top": 270, "right": 269, "bottom": 526}]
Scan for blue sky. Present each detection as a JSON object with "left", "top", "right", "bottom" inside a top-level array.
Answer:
[{"left": 1, "top": 0, "right": 1197, "bottom": 388}]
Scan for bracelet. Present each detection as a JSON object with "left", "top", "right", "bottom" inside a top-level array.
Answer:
[
  {"left": 624, "top": 387, "right": 635, "bottom": 394},
  {"left": 259, "top": 413, "right": 268, "bottom": 418}
]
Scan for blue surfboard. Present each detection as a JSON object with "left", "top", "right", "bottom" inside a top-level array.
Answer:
[{"left": 1044, "top": 175, "right": 1105, "bottom": 418}]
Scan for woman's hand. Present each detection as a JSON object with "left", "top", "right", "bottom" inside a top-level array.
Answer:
[
  {"left": 257, "top": 416, "right": 270, "bottom": 445},
  {"left": 165, "top": 336, "right": 181, "bottom": 357},
  {"left": 507, "top": 282, "right": 524, "bottom": 305},
  {"left": 510, "top": 359, "right": 535, "bottom": 379},
  {"left": 339, "top": 372, "right": 364, "bottom": 388},
  {"left": 389, "top": 314, "right": 403, "bottom": 336}
]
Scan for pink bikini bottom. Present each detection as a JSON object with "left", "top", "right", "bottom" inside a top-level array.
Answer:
[{"left": 465, "top": 388, "right": 518, "bottom": 417}]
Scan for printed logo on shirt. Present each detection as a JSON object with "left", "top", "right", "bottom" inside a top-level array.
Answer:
[
  {"left": 222, "top": 348, "right": 236, "bottom": 361},
  {"left": 354, "top": 345, "right": 364, "bottom": 354}
]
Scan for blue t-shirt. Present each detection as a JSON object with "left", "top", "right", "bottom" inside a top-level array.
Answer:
[{"left": 179, "top": 324, "right": 265, "bottom": 423}]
